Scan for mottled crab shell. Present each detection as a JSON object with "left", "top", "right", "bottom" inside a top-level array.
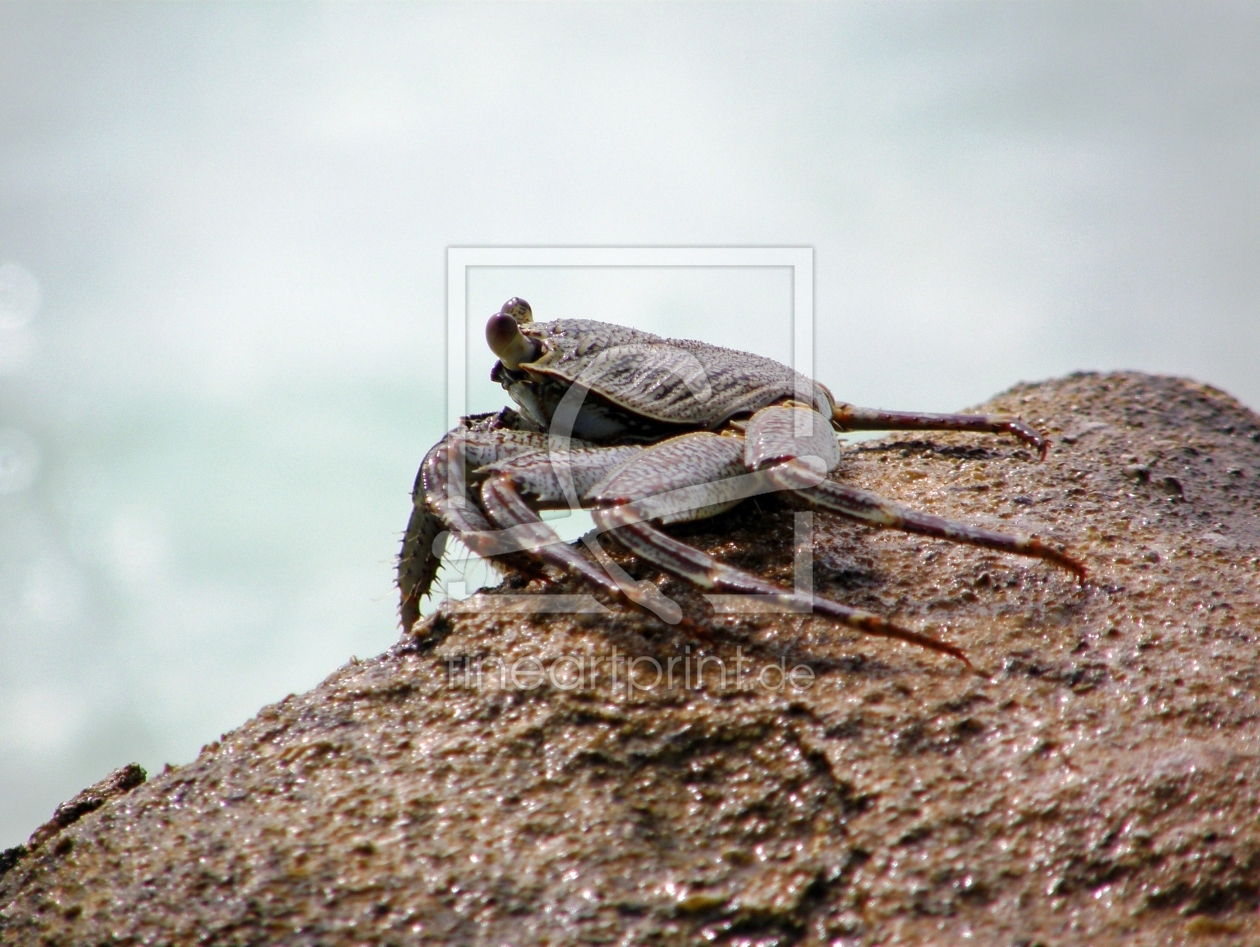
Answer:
[{"left": 514, "top": 319, "right": 837, "bottom": 430}]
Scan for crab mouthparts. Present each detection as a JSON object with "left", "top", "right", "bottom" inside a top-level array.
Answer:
[{"left": 486, "top": 311, "right": 541, "bottom": 370}]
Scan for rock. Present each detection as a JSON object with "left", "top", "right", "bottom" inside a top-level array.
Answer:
[
  {"left": 25, "top": 764, "right": 148, "bottom": 854},
  {"left": 2, "top": 371, "right": 1258, "bottom": 946}
]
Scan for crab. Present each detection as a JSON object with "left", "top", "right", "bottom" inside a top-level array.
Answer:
[{"left": 399, "top": 298, "right": 1085, "bottom": 663}]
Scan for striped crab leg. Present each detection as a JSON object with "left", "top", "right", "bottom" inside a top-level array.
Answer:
[
  {"left": 748, "top": 406, "right": 1086, "bottom": 580},
  {"left": 476, "top": 444, "right": 685, "bottom": 623},
  {"left": 586, "top": 430, "right": 970, "bottom": 663},
  {"left": 779, "top": 476, "right": 1087, "bottom": 581},
  {"left": 831, "top": 403, "right": 1051, "bottom": 460},
  {"left": 400, "top": 420, "right": 566, "bottom": 628}
]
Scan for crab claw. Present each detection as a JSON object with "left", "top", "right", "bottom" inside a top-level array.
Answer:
[{"left": 487, "top": 308, "right": 541, "bottom": 370}]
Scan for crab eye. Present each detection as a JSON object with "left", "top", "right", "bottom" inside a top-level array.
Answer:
[
  {"left": 500, "top": 297, "right": 533, "bottom": 325},
  {"left": 487, "top": 310, "right": 541, "bottom": 370}
]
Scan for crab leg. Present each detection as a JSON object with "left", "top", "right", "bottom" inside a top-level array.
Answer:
[
  {"left": 476, "top": 446, "right": 686, "bottom": 622},
  {"left": 400, "top": 422, "right": 563, "bottom": 628},
  {"left": 400, "top": 441, "right": 503, "bottom": 630},
  {"left": 791, "top": 478, "right": 1084, "bottom": 579},
  {"left": 588, "top": 432, "right": 968, "bottom": 662},
  {"left": 746, "top": 406, "right": 1085, "bottom": 580},
  {"left": 399, "top": 469, "right": 449, "bottom": 632},
  {"left": 832, "top": 403, "right": 1050, "bottom": 460},
  {"left": 602, "top": 513, "right": 967, "bottom": 662},
  {"left": 481, "top": 479, "right": 683, "bottom": 623},
  {"left": 772, "top": 472, "right": 1086, "bottom": 579}
]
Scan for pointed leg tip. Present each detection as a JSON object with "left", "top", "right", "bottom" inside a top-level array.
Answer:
[
  {"left": 873, "top": 617, "right": 970, "bottom": 666},
  {"left": 1026, "top": 538, "right": 1087, "bottom": 583},
  {"left": 1057, "top": 552, "right": 1088, "bottom": 584},
  {"left": 920, "top": 637, "right": 970, "bottom": 667}
]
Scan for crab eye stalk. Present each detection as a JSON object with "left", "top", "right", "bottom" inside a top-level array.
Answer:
[{"left": 487, "top": 310, "right": 541, "bottom": 370}]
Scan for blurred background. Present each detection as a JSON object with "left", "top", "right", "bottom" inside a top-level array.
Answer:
[{"left": 2, "top": 2, "right": 1258, "bottom": 848}]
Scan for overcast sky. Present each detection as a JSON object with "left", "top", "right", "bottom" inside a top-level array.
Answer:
[{"left": 1, "top": 1, "right": 1257, "bottom": 848}]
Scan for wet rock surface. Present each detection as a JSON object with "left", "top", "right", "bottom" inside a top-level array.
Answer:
[{"left": 2, "top": 371, "right": 1259, "bottom": 946}]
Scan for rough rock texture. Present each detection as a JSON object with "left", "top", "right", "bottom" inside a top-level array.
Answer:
[
  {"left": 2, "top": 372, "right": 1259, "bottom": 946},
  {"left": 3, "top": 763, "right": 147, "bottom": 866}
]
